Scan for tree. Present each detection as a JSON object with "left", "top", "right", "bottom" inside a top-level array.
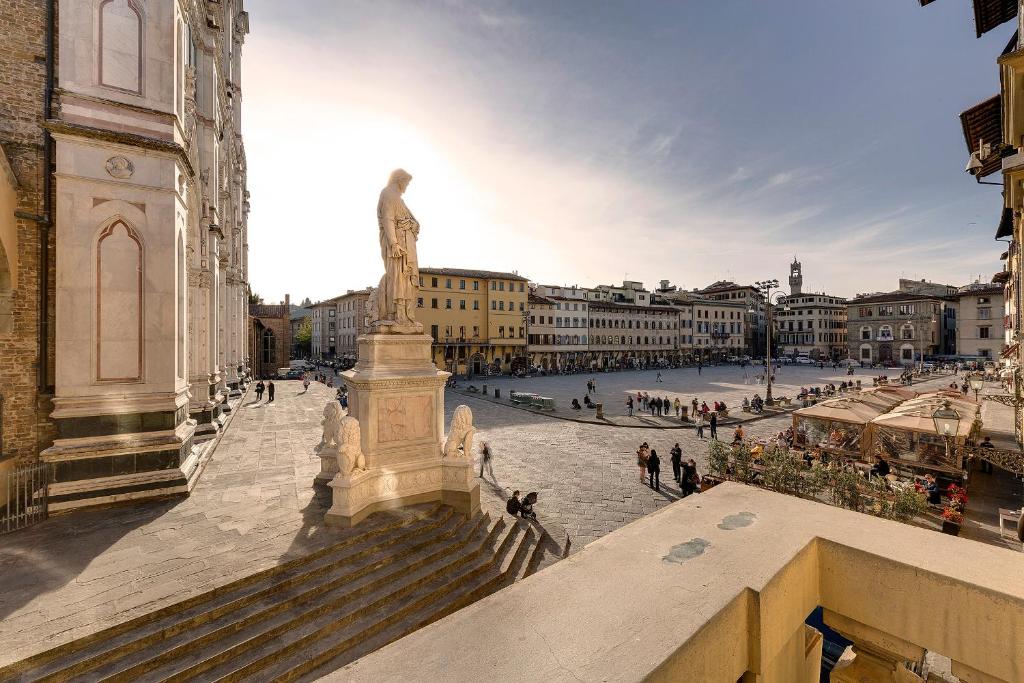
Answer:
[
  {"left": 247, "top": 285, "right": 263, "bottom": 307},
  {"left": 294, "top": 317, "right": 312, "bottom": 356}
]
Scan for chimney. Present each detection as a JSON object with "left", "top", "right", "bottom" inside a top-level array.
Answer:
[{"left": 285, "top": 293, "right": 291, "bottom": 307}]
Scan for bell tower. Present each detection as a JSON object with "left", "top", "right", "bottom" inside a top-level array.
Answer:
[{"left": 789, "top": 257, "right": 803, "bottom": 296}]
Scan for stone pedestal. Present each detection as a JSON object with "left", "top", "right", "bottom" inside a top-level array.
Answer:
[
  {"left": 313, "top": 445, "right": 339, "bottom": 505},
  {"left": 324, "top": 334, "right": 480, "bottom": 527}
]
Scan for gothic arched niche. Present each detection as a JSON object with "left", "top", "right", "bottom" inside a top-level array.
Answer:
[
  {"left": 96, "top": 219, "right": 143, "bottom": 382},
  {"left": 99, "top": 0, "right": 143, "bottom": 94}
]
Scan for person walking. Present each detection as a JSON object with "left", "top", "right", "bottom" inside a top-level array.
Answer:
[
  {"left": 696, "top": 412, "right": 705, "bottom": 439},
  {"left": 674, "top": 398, "right": 681, "bottom": 419},
  {"left": 691, "top": 397, "right": 699, "bottom": 418},
  {"left": 267, "top": 381, "right": 276, "bottom": 403},
  {"left": 670, "top": 443, "right": 683, "bottom": 483},
  {"left": 626, "top": 396, "right": 634, "bottom": 416},
  {"left": 647, "top": 449, "right": 661, "bottom": 490},
  {"left": 709, "top": 411, "right": 718, "bottom": 440},
  {"left": 697, "top": 362, "right": 702, "bottom": 375},
  {"left": 479, "top": 442, "right": 494, "bottom": 479},
  {"left": 663, "top": 397, "right": 671, "bottom": 416},
  {"left": 255, "top": 380, "right": 265, "bottom": 401},
  {"left": 656, "top": 371, "right": 663, "bottom": 383},
  {"left": 303, "top": 375, "right": 311, "bottom": 393},
  {"left": 637, "top": 443, "right": 650, "bottom": 484}
]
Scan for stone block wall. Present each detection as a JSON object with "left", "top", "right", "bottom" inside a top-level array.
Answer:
[{"left": 0, "top": 0, "right": 56, "bottom": 475}]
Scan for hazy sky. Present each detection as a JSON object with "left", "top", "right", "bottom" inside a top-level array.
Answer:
[{"left": 243, "top": 0, "right": 1010, "bottom": 305}]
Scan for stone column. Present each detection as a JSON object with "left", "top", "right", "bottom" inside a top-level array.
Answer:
[{"left": 824, "top": 610, "right": 924, "bottom": 683}]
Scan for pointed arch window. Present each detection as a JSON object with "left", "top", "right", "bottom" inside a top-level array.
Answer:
[{"left": 99, "top": 0, "right": 144, "bottom": 94}]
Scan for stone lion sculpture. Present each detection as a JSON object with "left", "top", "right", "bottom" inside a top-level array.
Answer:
[
  {"left": 364, "top": 285, "right": 380, "bottom": 329},
  {"left": 335, "top": 416, "right": 368, "bottom": 478},
  {"left": 317, "top": 401, "right": 345, "bottom": 452},
  {"left": 443, "top": 404, "right": 475, "bottom": 458}
]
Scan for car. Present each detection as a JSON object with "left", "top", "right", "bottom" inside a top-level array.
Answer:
[
  {"left": 795, "top": 357, "right": 813, "bottom": 365},
  {"left": 276, "top": 367, "right": 291, "bottom": 379},
  {"left": 285, "top": 369, "right": 304, "bottom": 379}
]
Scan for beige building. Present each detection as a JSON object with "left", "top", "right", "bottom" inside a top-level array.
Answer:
[
  {"left": 417, "top": 268, "right": 528, "bottom": 376},
  {"left": 694, "top": 281, "right": 766, "bottom": 356},
  {"left": 311, "top": 296, "right": 340, "bottom": 359},
  {"left": 587, "top": 300, "right": 681, "bottom": 368},
  {"left": 956, "top": 282, "right": 1005, "bottom": 360},
  {"left": 774, "top": 260, "right": 847, "bottom": 361},
  {"left": 846, "top": 292, "right": 945, "bottom": 366},
  {"left": 527, "top": 293, "right": 590, "bottom": 371}
]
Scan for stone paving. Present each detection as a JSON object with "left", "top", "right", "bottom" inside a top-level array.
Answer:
[
  {"left": 0, "top": 381, "right": 332, "bottom": 667},
  {"left": 0, "top": 368, "right": 1013, "bottom": 668},
  {"left": 453, "top": 364, "right": 910, "bottom": 426}
]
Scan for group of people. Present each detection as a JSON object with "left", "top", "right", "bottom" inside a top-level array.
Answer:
[
  {"left": 635, "top": 442, "right": 701, "bottom": 495},
  {"left": 741, "top": 394, "right": 765, "bottom": 414},
  {"left": 254, "top": 379, "right": 275, "bottom": 402}
]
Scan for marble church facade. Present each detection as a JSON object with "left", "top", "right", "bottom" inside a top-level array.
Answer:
[{"left": 0, "top": 0, "right": 251, "bottom": 512}]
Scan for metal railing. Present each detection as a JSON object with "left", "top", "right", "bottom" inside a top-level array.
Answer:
[{"left": 2, "top": 461, "right": 50, "bottom": 534}]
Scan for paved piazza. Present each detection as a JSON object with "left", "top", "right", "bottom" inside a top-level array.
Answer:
[
  {"left": 456, "top": 363, "right": 908, "bottom": 425},
  {"left": 0, "top": 367, "right": 954, "bottom": 666}
]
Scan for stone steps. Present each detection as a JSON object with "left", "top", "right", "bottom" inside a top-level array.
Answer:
[{"left": 1, "top": 505, "right": 546, "bottom": 683}]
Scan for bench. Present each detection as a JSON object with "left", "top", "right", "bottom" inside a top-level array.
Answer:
[{"left": 999, "top": 508, "right": 1021, "bottom": 538}]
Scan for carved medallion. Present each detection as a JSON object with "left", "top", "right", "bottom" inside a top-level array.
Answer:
[{"left": 105, "top": 156, "right": 134, "bottom": 179}]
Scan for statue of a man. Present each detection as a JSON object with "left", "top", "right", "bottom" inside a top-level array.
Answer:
[{"left": 374, "top": 168, "right": 423, "bottom": 333}]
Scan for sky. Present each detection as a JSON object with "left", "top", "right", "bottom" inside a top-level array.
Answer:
[{"left": 242, "top": 0, "right": 1012, "bottom": 305}]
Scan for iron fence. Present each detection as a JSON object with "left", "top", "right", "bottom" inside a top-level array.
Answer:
[{"left": 2, "top": 461, "right": 50, "bottom": 534}]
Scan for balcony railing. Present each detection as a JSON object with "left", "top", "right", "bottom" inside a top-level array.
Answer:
[{"left": 346, "top": 483, "right": 1024, "bottom": 683}]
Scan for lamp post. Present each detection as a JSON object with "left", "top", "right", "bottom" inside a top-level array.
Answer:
[
  {"left": 932, "top": 399, "right": 962, "bottom": 466},
  {"left": 752, "top": 280, "right": 788, "bottom": 404},
  {"left": 968, "top": 373, "right": 984, "bottom": 403}
]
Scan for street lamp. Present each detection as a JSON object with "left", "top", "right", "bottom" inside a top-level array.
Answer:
[
  {"left": 752, "top": 279, "right": 788, "bottom": 404},
  {"left": 932, "top": 399, "right": 962, "bottom": 464},
  {"left": 968, "top": 373, "right": 984, "bottom": 403}
]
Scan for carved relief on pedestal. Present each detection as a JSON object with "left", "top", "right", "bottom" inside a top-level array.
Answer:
[{"left": 376, "top": 395, "right": 432, "bottom": 443}]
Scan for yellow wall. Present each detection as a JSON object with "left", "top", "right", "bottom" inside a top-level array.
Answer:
[{"left": 418, "top": 272, "right": 526, "bottom": 370}]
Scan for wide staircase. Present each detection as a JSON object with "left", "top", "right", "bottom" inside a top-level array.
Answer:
[{"left": 0, "top": 504, "right": 550, "bottom": 683}]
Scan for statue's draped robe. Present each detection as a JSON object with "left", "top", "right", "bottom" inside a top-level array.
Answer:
[{"left": 376, "top": 187, "right": 420, "bottom": 323}]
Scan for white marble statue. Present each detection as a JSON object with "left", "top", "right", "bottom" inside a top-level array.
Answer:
[
  {"left": 336, "top": 416, "right": 368, "bottom": 478},
  {"left": 364, "top": 285, "right": 380, "bottom": 330},
  {"left": 317, "top": 401, "right": 345, "bottom": 452},
  {"left": 373, "top": 168, "right": 423, "bottom": 334},
  {"left": 443, "top": 405, "right": 475, "bottom": 458}
]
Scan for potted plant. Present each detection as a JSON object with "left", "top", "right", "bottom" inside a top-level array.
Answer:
[{"left": 941, "top": 505, "right": 963, "bottom": 535}]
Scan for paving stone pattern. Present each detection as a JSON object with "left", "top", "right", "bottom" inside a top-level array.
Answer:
[{"left": 0, "top": 370, "right": 962, "bottom": 667}]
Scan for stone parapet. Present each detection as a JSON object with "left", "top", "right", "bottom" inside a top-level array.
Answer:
[{"left": 336, "top": 483, "right": 1024, "bottom": 683}]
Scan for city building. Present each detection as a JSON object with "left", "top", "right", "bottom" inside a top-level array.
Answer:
[
  {"left": 956, "top": 281, "right": 1005, "bottom": 360},
  {"left": 526, "top": 293, "right": 590, "bottom": 371},
  {"left": 250, "top": 296, "right": 292, "bottom": 379},
  {"left": 0, "top": 0, "right": 251, "bottom": 511},
  {"left": 656, "top": 287, "right": 747, "bottom": 362},
  {"left": 696, "top": 280, "right": 766, "bottom": 356},
  {"left": 290, "top": 304, "right": 312, "bottom": 358},
  {"left": 775, "top": 260, "right": 848, "bottom": 361},
  {"left": 417, "top": 268, "right": 528, "bottom": 375},
  {"left": 336, "top": 288, "right": 371, "bottom": 359},
  {"left": 586, "top": 300, "right": 681, "bottom": 368},
  {"left": 311, "top": 295, "right": 341, "bottom": 359},
  {"left": 846, "top": 292, "right": 946, "bottom": 366},
  {"left": 942, "top": 0, "right": 1024, "bottom": 442}
]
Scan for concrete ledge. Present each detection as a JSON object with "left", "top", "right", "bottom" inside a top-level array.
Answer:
[{"left": 335, "top": 483, "right": 1024, "bottom": 682}]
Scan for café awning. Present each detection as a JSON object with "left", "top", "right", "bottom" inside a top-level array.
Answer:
[{"left": 960, "top": 95, "right": 1003, "bottom": 178}]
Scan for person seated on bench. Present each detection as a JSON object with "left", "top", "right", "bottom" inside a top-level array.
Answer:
[
  {"left": 583, "top": 394, "right": 593, "bottom": 408},
  {"left": 571, "top": 398, "right": 582, "bottom": 410}
]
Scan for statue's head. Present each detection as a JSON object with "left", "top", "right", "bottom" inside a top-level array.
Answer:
[
  {"left": 388, "top": 168, "right": 413, "bottom": 193},
  {"left": 452, "top": 404, "right": 473, "bottom": 431},
  {"left": 341, "top": 415, "right": 361, "bottom": 444}
]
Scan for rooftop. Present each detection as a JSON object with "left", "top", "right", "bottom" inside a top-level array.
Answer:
[
  {"left": 420, "top": 267, "right": 529, "bottom": 282},
  {"left": 848, "top": 291, "right": 947, "bottom": 305}
]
